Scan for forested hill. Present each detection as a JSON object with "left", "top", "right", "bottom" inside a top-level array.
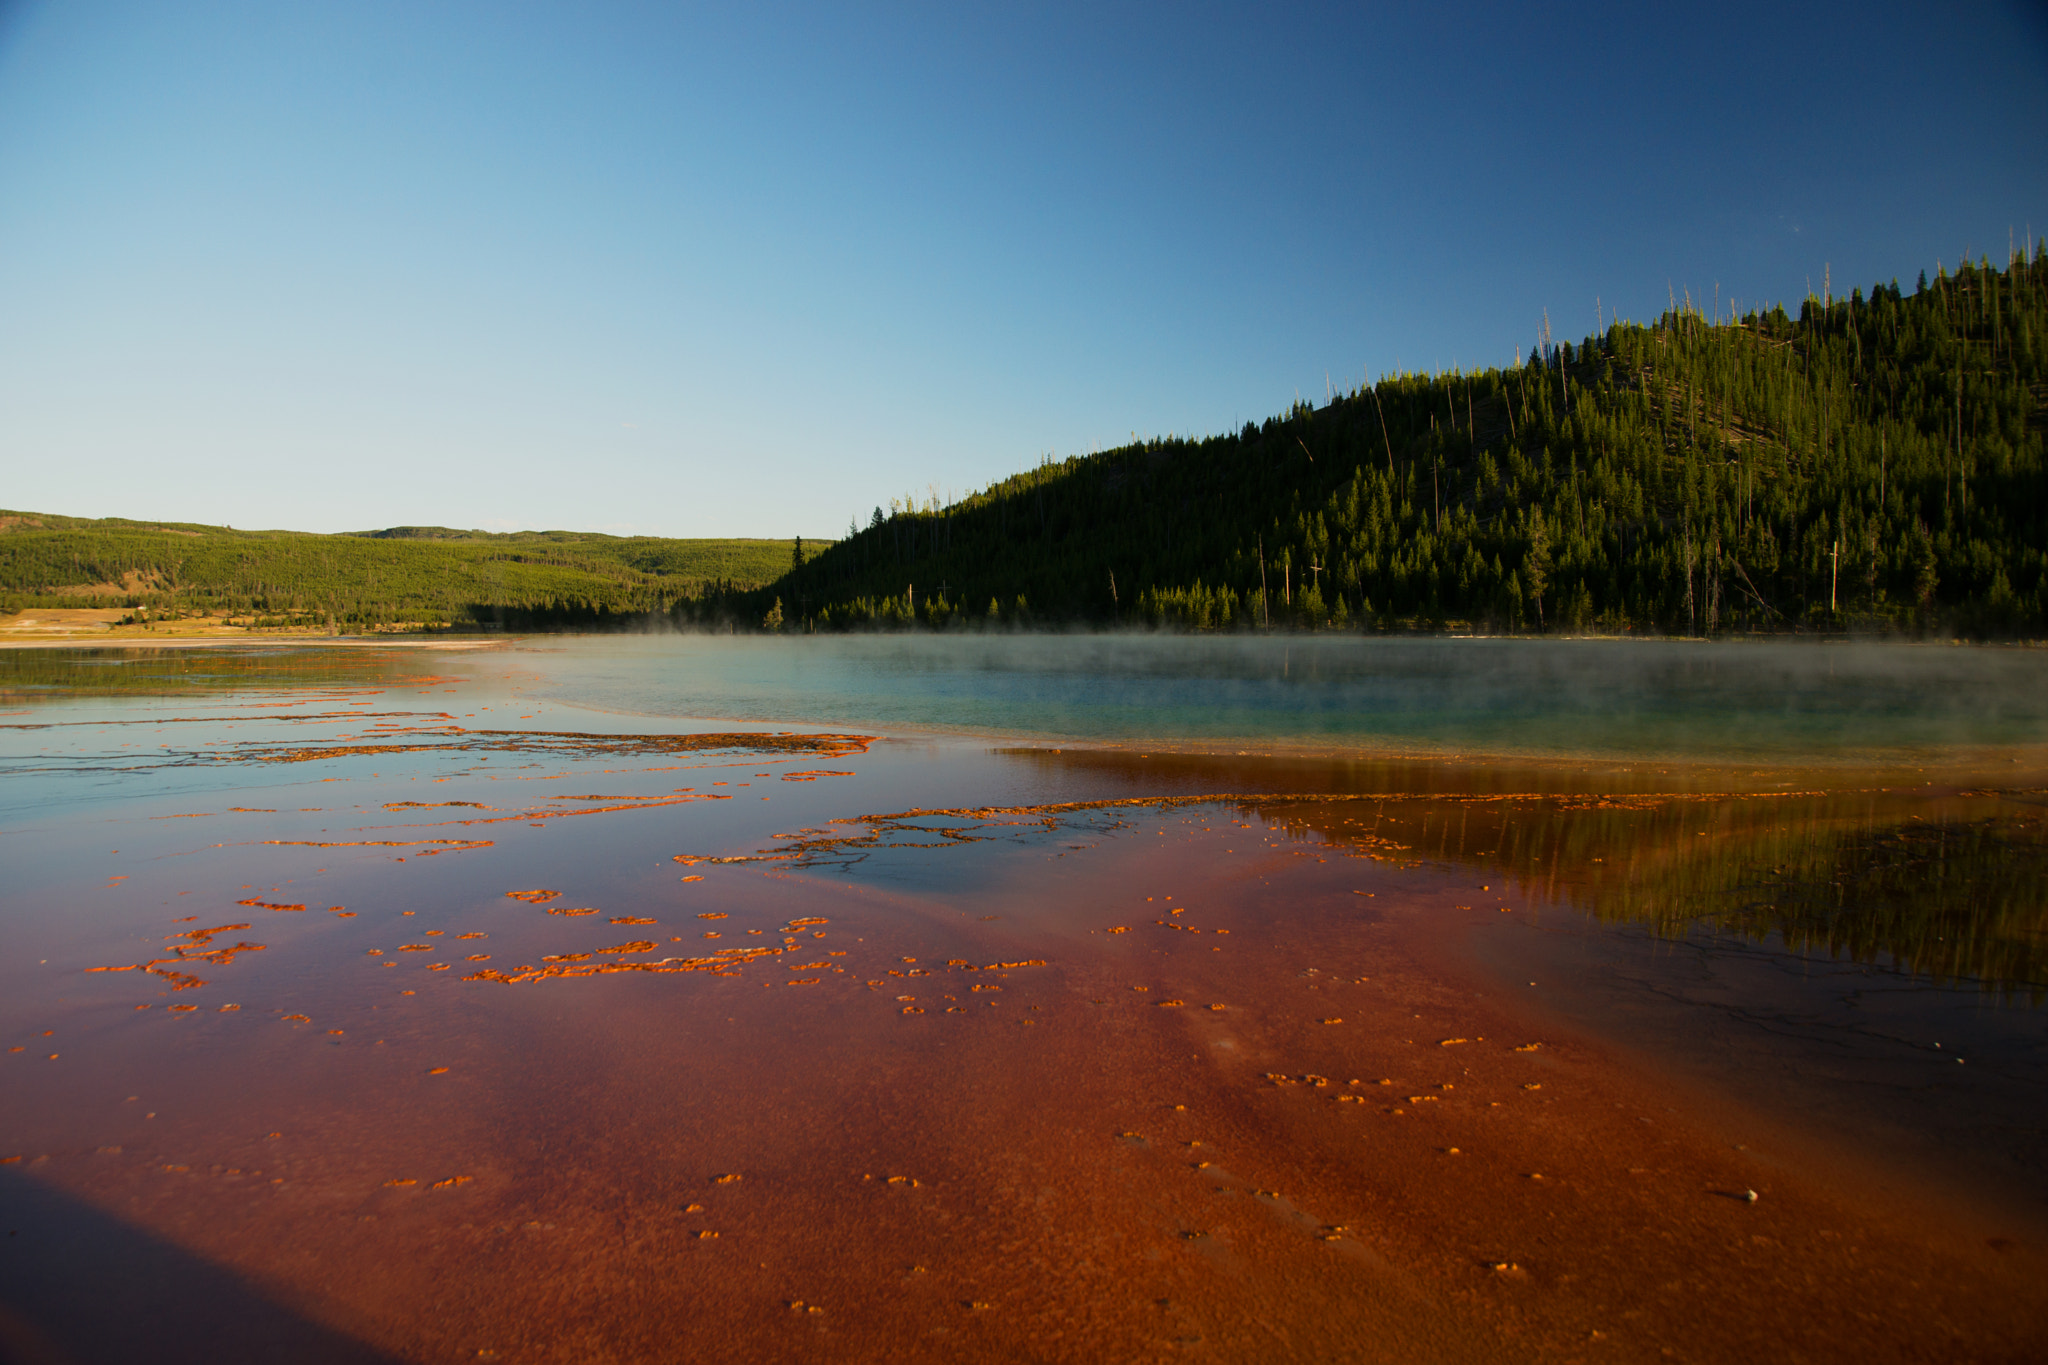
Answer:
[
  {"left": 780, "top": 251, "right": 2047, "bottom": 636},
  {"left": 0, "top": 514, "right": 807, "bottom": 628}
]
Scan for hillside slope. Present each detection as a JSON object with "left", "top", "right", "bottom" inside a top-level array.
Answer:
[
  {"left": 0, "top": 515, "right": 807, "bottom": 628},
  {"left": 780, "top": 252, "right": 2046, "bottom": 636}
]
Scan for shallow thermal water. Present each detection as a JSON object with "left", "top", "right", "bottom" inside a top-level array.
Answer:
[
  {"left": 2, "top": 636, "right": 2045, "bottom": 1364},
  {"left": 513, "top": 633, "right": 2048, "bottom": 760}
]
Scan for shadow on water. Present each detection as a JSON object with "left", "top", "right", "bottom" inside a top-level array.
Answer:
[{"left": 0, "top": 1170, "right": 400, "bottom": 1365}]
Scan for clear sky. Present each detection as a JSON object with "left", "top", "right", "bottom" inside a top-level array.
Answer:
[{"left": 2, "top": 1, "right": 2044, "bottom": 539}]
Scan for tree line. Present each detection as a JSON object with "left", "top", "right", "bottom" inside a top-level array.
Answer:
[
  {"left": 8, "top": 248, "right": 2041, "bottom": 638},
  {"left": 772, "top": 249, "right": 2046, "bottom": 636}
]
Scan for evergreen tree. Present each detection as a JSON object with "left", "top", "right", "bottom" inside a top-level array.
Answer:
[{"left": 774, "top": 250, "right": 2047, "bottom": 637}]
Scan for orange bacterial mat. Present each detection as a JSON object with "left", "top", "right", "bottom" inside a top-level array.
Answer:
[{"left": 2, "top": 643, "right": 2044, "bottom": 1364}]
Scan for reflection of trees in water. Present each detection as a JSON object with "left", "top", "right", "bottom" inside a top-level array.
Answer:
[
  {"left": 684, "top": 781, "right": 2048, "bottom": 1000},
  {"left": 1264, "top": 792, "right": 2048, "bottom": 1000},
  {"left": 1709, "top": 812, "right": 2047, "bottom": 1000}
]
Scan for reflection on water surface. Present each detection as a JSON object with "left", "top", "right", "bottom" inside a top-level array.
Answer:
[
  {"left": 2, "top": 637, "right": 2045, "bottom": 1363},
  {"left": 1258, "top": 787, "right": 2048, "bottom": 999}
]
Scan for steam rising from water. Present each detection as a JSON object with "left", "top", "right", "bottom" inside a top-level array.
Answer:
[{"left": 520, "top": 635, "right": 2048, "bottom": 761}]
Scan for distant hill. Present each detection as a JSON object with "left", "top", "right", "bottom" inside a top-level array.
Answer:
[
  {"left": 0, "top": 513, "right": 813, "bottom": 628},
  {"left": 777, "top": 251, "right": 2046, "bottom": 636},
  {"left": 349, "top": 525, "right": 619, "bottom": 542}
]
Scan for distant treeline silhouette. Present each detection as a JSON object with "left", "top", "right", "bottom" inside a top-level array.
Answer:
[{"left": 776, "top": 250, "right": 2046, "bottom": 636}]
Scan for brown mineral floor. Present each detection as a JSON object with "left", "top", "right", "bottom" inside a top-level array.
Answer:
[{"left": 3, "top": 698, "right": 2045, "bottom": 1361}]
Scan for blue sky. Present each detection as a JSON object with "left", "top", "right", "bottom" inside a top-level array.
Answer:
[{"left": 3, "top": 1, "right": 2044, "bottom": 539}]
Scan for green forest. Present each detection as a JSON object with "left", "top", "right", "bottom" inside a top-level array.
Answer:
[
  {"left": 0, "top": 513, "right": 800, "bottom": 628},
  {"left": 6, "top": 250, "right": 2043, "bottom": 637},
  {"left": 782, "top": 250, "right": 2046, "bottom": 636}
]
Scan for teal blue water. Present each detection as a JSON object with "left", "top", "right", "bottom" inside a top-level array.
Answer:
[
  {"left": 502, "top": 634, "right": 2048, "bottom": 762},
  {"left": 6, "top": 634, "right": 2043, "bottom": 766}
]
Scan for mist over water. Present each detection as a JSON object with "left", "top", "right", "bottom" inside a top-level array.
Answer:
[{"left": 519, "top": 634, "right": 2048, "bottom": 761}]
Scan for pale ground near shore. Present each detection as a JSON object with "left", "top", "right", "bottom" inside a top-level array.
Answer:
[{"left": 0, "top": 609, "right": 497, "bottom": 649}]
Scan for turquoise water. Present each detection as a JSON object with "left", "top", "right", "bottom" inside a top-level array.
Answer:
[
  {"left": 7, "top": 635, "right": 2042, "bottom": 766},
  {"left": 503, "top": 634, "right": 2048, "bottom": 762}
]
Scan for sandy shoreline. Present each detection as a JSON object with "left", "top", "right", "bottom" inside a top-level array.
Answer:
[
  {"left": 0, "top": 605, "right": 510, "bottom": 648},
  {"left": 0, "top": 634, "right": 506, "bottom": 650}
]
